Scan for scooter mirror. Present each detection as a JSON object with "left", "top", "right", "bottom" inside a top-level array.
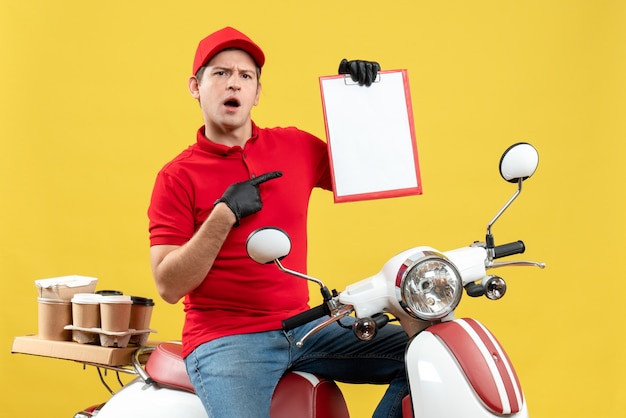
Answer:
[
  {"left": 499, "top": 142, "right": 539, "bottom": 183},
  {"left": 246, "top": 227, "right": 292, "bottom": 264}
]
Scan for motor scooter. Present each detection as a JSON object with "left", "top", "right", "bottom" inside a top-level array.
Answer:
[{"left": 75, "top": 142, "right": 543, "bottom": 418}]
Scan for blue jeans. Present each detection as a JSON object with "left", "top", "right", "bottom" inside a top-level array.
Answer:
[{"left": 185, "top": 317, "right": 408, "bottom": 418}]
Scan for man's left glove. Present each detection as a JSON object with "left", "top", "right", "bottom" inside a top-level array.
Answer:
[{"left": 338, "top": 59, "right": 381, "bottom": 87}]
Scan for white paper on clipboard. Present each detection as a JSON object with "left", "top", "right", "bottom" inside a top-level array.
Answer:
[{"left": 320, "top": 70, "right": 422, "bottom": 203}]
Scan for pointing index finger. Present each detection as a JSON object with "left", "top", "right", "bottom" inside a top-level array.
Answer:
[{"left": 248, "top": 171, "right": 283, "bottom": 186}]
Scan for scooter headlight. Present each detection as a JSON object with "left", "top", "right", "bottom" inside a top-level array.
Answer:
[{"left": 395, "top": 251, "right": 463, "bottom": 321}]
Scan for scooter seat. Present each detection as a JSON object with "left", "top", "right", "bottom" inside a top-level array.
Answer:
[
  {"left": 145, "top": 342, "right": 194, "bottom": 392},
  {"left": 145, "top": 342, "right": 350, "bottom": 418}
]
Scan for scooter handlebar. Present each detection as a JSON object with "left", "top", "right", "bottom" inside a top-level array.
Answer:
[
  {"left": 493, "top": 240, "right": 525, "bottom": 259},
  {"left": 282, "top": 304, "right": 328, "bottom": 331}
]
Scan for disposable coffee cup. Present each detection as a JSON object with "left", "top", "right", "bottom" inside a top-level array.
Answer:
[
  {"left": 71, "top": 293, "right": 102, "bottom": 329},
  {"left": 38, "top": 298, "right": 72, "bottom": 341},
  {"left": 99, "top": 295, "right": 132, "bottom": 332},
  {"left": 129, "top": 296, "right": 155, "bottom": 345},
  {"left": 129, "top": 296, "right": 155, "bottom": 331}
]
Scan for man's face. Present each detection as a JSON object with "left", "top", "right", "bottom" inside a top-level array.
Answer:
[{"left": 193, "top": 49, "right": 261, "bottom": 134}]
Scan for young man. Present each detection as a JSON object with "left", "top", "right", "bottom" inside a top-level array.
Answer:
[{"left": 148, "top": 26, "right": 408, "bottom": 417}]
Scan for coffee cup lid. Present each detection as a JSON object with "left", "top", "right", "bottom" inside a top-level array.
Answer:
[
  {"left": 100, "top": 295, "right": 132, "bottom": 304},
  {"left": 71, "top": 293, "right": 103, "bottom": 304},
  {"left": 95, "top": 289, "right": 124, "bottom": 296},
  {"left": 131, "top": 296, "right": 155, "bottom": 306}
]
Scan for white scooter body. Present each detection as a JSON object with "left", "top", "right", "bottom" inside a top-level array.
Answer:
[
  {"left": 95, "top": 378, "right": 207, "bottom": 417},
  {"left": 92, "top": 322, "right": 527, "bottom": 418},
  {"left": 339, "top": 246, "right": 528, "bottom": 417},
  {"left": 92, "top": 247, "right": 530, "bottom": 418}
]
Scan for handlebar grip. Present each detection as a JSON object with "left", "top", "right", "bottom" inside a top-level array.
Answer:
[
  {"left": 282, "top": 304, "right": 328, "bottom": 331},
  {"left": 493, "top": 240, "right": 525, "bottom": 259}
]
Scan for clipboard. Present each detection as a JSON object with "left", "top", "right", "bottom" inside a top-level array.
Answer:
[{"left": 319, "top": 70, "right": 422, "bottom": 203}]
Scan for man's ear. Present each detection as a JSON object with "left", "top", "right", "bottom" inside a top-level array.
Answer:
[
  {"left": 188, "top": 76, "right": 200, "bottom": 99},
  {"left": 254, "top": 82, "right": 262, "bottom": 106}
]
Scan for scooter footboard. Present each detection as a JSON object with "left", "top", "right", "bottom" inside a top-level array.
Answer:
[{"left": 405, "top": 318, "right": 527, "bottom": 418}]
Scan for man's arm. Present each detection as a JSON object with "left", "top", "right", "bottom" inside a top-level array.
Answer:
[
  {"left": 150, "top": 202, "right": 235, "bottom": 304},
  {"left": 149, "top": 171, "right": 283, "bottom": 304}
]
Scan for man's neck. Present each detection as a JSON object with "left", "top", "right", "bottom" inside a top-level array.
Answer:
[{"left": 203, "top": 122, "right": 252, "bottom": 148}]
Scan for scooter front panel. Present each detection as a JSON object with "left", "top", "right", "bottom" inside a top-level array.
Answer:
[
  {"left": 407, "top": 332, "right": 492, "bottom": 417},
  {"left": 406, "top": 318, "right": 525, "bottom": 417}
]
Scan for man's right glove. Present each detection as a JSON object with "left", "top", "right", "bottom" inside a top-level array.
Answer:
[
  {"left": 214, "top": 171, "right": 283, "bottom": 227},
  {"left": 338, "top": 59, "right": 381, "bottom": 87}
]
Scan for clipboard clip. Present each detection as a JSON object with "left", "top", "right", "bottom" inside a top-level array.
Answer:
[{"left": 342, "top": 74, "right": 381, "bottom": 86}]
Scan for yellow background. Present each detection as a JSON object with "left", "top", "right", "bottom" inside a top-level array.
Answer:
[{"left": 2, "top": 0, "right": 625, "bottom": 416}]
